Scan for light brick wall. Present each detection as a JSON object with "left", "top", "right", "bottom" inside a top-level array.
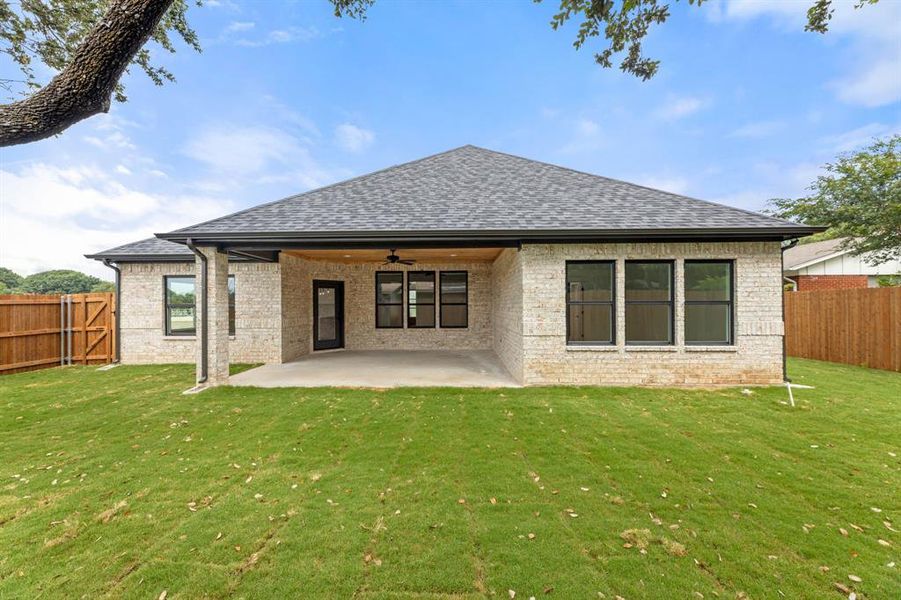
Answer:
[
  {"left": 280, "top": 254, "right": 493, "bottom": 354},
  {"left": 119, "top": 241, "right": 784, "bottom": 387},
  {"left": 119, "top": 261, "right": 282, "bottom": 364},
  {"left": 518, "top": 242, "right": 784, "bottom": 386},
  {"left": 490, "top": 248, "right": 524, "bottom": 382}
]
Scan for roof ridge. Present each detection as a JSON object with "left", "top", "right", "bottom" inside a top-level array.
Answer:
[
  {"left": 159, "top": 145, "right": 477, "bottom": 237},
  {"left": 464, "top": 145, "right": 803, "bottom": 228}
]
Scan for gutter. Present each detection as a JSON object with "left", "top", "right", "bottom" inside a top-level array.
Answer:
[
  {"left": 101, "top": 259, "right": 121, "bottom": 363},
  {"left": 154, "top": 225, "right": 828, "bottom": 246},
  {"left": 781, "top": 239, "right": 799, "bottom": 383},
  {"left": 185, "top": 238, "right": 208, "bottom": 384}
]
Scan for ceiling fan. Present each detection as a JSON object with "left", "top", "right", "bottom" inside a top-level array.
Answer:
[{"left": 382, "top": 248, "right": 416, "bottom": 266}]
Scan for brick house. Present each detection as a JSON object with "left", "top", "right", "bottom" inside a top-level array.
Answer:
[
  {"left": 87, "top": 146, "right": 821, "bottom": 387},
  {"left": 783, "top": 237, "right": 901, "bottom": 291}
]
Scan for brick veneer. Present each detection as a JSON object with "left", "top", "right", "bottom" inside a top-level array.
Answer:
[
  {"left": 795, "top": 275, "right": 868, "bottom": 291},
  {"left": 516, "top": 242, "right": 784, "bottom": 386},
  {"left": 118, "top": 240, "right": 785, "bottom": 386},
  {"left": 118, "top": 261, "right": 283, "bottom": 365}
]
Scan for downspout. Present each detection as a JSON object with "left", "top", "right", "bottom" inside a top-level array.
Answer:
[
  {"left": 102, "top": 259, "right": 121, "bottom": 363},
  {"left": 186, "top": 238, "right": 208, "bottom": 384},
  {"left": 781, "top": 239, "right": 799, "bottom": 382}
]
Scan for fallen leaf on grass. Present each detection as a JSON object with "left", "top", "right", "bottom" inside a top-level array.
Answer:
[
  {"left": 158, "top": 592, "right": 167, "bottom": 600},
  {"left": 833, "top": 582, "right": 851, "bottom": 594},
  {"left": 490, "top": 497, "right": 497, "bottom": 505},
  {"left": 839, "top": 528, "right": 849, "bottom": 537},
  {"left": 662, "top": 539, "right": 687, "bottom": 557},
  {"left": 877, "top": 539, "right": 891, "bottom": 547},
  {"left": 97, "top": 500, "right": 127, "bottom": 523},
  {"left": 848, "top": 575, "right": 862, "bottom": 583}
]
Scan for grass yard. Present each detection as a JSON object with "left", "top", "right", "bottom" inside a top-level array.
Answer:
[{"left": 0, "top": 359, "right": 898, "bottom": 599}]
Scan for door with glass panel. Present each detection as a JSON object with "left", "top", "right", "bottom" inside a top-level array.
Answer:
[{"left": 313, "top": 280, "right": 344, "bottom": 350}]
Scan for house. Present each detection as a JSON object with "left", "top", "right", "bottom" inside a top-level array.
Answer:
[
  {"left": 87, "top": 145, "right": 821, "bottom": 387},
  {"left": 783, "top": 237, "right": 901, "bottom": 291}
]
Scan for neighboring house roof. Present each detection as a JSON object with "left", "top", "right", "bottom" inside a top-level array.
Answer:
[
  {"left": 88, "top": 145, "right": 822, "bottom": 261},
  {"left": 783, "top": 237, "right": 851, "bottom": 271}
]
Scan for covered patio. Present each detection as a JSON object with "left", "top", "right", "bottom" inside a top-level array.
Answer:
[{"left": 229, "top": 349, "right": 520, "bottom": 388}]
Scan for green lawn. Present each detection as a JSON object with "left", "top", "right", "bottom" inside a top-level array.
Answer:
[{"left": 0, "top": 360, "right": 898, "bottom": 599}]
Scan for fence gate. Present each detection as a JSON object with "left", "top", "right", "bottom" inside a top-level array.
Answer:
[{"left": 0, "top": 292, "right": 117, "bottom": 375}]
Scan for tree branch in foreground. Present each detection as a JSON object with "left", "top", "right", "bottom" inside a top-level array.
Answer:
[{"left": 0, "top": 0, "right": 174, "bottom": 147}]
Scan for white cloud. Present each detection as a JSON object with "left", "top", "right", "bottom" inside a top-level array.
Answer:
[
  {"left": 819, "top": 122, "right": 901, "bottom": 153},
  {"left": 730, "top": 120, "right": 784, "bottom": 138},
  {"left": 654, "top": 95, "right": 709, "bottom": 120},
  {"left": 0, "top": 164, "right": 233, "bottom": 277},
  {"left": 234, "top": 26, "right": 320, "bottom": 47},
  {"left": 576, "top": 118, "right": 600, "bottom": 137},
  {"left": 224, "top": 21, "right": 255, "bottom": 34},
  {"left": 334, "top": 123, "right": 375, "bottom": 153},
  {"left": 182, "top": 123, "right": 346, "bottom": 191},
  {"left": 832, "top": 59, "right": 901, "bottom": 108},
  {"left": 713, "top": 0, "right": 901, "bottom": 107},
  {"left": 115, "top": 164, "right": 132, "bottom": 175},
  {"left": 183, "top": 126, "right": 307, "bottom": 174}
]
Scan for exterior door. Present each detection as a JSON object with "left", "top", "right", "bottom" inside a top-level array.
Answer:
[{"left": 313, "top": 280, "right": 344, "bottom": 350}]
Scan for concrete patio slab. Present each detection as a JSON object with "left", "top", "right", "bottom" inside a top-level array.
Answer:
[{"left": 228, "top": 350, "right": 520, "bottom": 388}]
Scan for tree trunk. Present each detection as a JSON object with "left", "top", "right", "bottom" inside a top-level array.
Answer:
[{"left": 0, "top": 0, "right": 174, "bottom": 147}]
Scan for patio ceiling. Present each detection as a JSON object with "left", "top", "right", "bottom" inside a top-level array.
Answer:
[{"left": 284, "top": 247, "right": 504, "bottom": 263}]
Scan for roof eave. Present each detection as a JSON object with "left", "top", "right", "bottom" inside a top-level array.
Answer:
[{"left": 156, "top": 225, "right": 826, "bottom": 247}]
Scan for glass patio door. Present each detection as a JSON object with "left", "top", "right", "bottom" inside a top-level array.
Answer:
[{"left": 313, "top": 280, "right": 344, "bottom": 350}]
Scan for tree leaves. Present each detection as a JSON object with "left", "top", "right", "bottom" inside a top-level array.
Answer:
[
  {"left": 769, "top": 135, "right": 900, "bottom": 264},
  {"left": 0, "top": 0, "right": 202, "bottom": 102}
]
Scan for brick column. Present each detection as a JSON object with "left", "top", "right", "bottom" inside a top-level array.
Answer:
[
  {"left": 674, "top": 258, "right": 685, "bottom": 347},
  {"left": 196, "top": 246, "right": 230, "bottom": 386}
]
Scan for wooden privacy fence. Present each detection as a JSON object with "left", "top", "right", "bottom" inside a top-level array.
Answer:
[
  {"left": 784, "top": 287, "right": 900, "bottom": 372},
  {"left": 0, "top": 293, "right": 117, "bottom": 375}
]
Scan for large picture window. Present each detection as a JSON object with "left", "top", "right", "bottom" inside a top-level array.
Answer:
[
  {"left": 566, "top": 261, "right": 615, "bottom": 345},
  {"left": 375, "top": 272, "right": 404, "bottom": 328},
  {"left": 407, "top": 271, "right": 436, "bottom": 328},
  {"left": 625, "top": 261, "right": 673, "bottom": 345},
  {"left": 685, "top": 261, "right": 733, "bottom": 345},
  {"left": 164, "top": 275, "right": 235, "bottom": 336},
  {"left": 440, "top": 271, "right": 468, "bottom": 328}
]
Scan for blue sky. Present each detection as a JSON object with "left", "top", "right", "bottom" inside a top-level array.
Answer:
[{"left": 1, "top": 0, "right": 899, "bottom": 278}]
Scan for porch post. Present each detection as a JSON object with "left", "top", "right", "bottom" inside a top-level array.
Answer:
[{"left": 195, "top": 246, "right": 230, "bottom": 386}]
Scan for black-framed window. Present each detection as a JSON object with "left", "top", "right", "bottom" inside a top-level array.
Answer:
[
  {"left": 566, "top": 261, "right": 615, "bottom": 345},
  {"left": 625, "top": 261, "right": 674, "bottom": 345},
  {"left": 685, "top": 260, "right": 734, "bottom": 345},
  {"left": 375, "top": 271, "right": 404, "bottom": 328},
  {"left": 407, "top": 271, "right": 436, "bottom": 328},
  {"left": 164, "top": 275, "right": 235, "bottom": 336},
  {"left": 440, "top": 271, "right": 468, "bottom": 328}
]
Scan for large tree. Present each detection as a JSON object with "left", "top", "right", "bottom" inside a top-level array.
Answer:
[
  {"left": 19, "top": 269, "right": 106, "bottom": 294},
  {"left": 768, "top": 135, "right": 901, "bottom": 264},
  {"left": 0, "top": 0, "right": 879, "bottom": 147}
]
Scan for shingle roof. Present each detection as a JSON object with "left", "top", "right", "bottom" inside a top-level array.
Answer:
[
  {"left": 164, "top": 145, "right": 810, "bottom": 236},
  {"left": 784, "top": 237, "right": 851, "bottom": 270},
  {"left": 85, "top": 237, "right": 193, "bottom": 260},
  {"left": 90, "top": 146, "right": 821, "bottom": 261}
]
